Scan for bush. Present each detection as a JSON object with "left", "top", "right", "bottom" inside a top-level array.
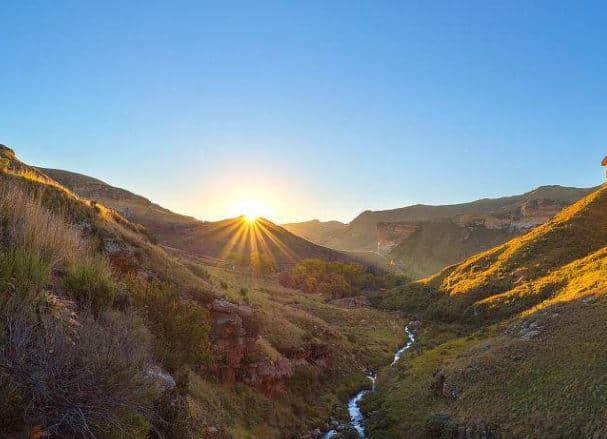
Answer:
[
  {"left": 0, "top": 298, "right": 157, "bottom": 437},
  {"left": 127, "top": 278, "right": 212, "bottom": 370},
  {"left": 284, "top": 259, "right": 407, "bottom": 298},
  {"left": 0, "top": 178, "right": 83, "bottom": 268},
  {"left": 63, "top": 256, "right": 118, "bottom": 310},
  {"left": 426, "top": 413, "right": 458, "bottom": 439},
  {"left": 0, "top": 247, "right": 52, "bottom": 296},
  {"left": 278, "top": 271, "right": 293, "bottom": 288}
]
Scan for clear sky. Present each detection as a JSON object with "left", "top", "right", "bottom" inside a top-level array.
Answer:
[{"left": 2, "top": 1, "right": 606, "bottom": 223}]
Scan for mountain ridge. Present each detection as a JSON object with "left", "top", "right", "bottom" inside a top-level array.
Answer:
[
  {"left": 42, "top": 167, "right": 352, "bottom": 268},
  {"left": 284, "top": 184, "right": 596, "bottom": 278}
]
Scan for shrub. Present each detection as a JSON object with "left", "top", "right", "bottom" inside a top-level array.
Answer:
[
  {"left": 284, "top": 259, "right": 407, "bottom": 298},
  {"left": 126, "top": 278, "right": 212, "bottom": 370},
  {"left": 0, "top": 178, "right": 83, "bottom": 268},
  {"left": 425, "top": 413, "right": 458, "bottom": 439},
  {"left": 0, "top": 247, "right": 52, "bottom": 296},
  {"left": 278, "top": 271, "right": 294, "bottom": 288},
  {"left": 0, "top": 298, "right": 157, "bottom": 437},
  {"left": 63, "top": 256, "right": 118, "bottom": 310}
]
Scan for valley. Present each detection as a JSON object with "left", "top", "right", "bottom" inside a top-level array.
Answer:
[
  {"left": 6, "top": 3, "right": 607, "bottom": 438},
  {"left": 1, "top": 143, "right": 607, "bottom": 438},
  {"left": 285, "top": 186, "right": 594, "bottom": 279}
]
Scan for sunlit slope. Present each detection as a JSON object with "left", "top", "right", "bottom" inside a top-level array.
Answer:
[
  {"left": 415, "top": 184, "right": 604, "bottom": 300},
  {"left": 368, "top": 184, "right": 607, "bottom": 438},
  {"left": 387, "top": 219, "right": 520, "bottom": 279}
]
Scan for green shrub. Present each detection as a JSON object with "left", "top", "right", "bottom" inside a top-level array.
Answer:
[
  {"left": 63, "top": 256, "right": 118, "bottom": 310},
  {"left": 126, "top": 278, "right": 212, "bottom": 370},
  {"left": 0, "top": 247, "right": 52, "bottom": 295},
  {"left": 425, "top": 413, "right": 458, "bottom": 439},
  {"left": 284, "top": 259, "right": 408, "bottom": 298}
]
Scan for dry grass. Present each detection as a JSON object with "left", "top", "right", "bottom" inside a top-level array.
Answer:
[
  {"left": 0, "top": 296, "right": 157, "bottom": 437},
  {"left": 0, "top": 179, "right": 84, "bottom": 269}
]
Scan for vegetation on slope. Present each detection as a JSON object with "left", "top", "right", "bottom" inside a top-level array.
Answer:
[
  {"left": 386, "top": 219, "right": 520, "bottom": 280},
  {"left": 279, "top": 259, "right": 408, "bottom": 299},
  {"left": 0, "top": 146, "right": 409, "bottom": 438},
  {"left": 368, "top": 183, "right": 607, "bottom": 438},
  {"left": 293, "top": 185, "right": 593, "bottom": 252}
]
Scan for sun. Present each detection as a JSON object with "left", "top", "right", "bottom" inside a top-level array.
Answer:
[
  {"left": 232, "top": 199, "right": 271, "bottom": 223},
  {"left": 243, "top": 213, "right": 258, "bottom": 224}
]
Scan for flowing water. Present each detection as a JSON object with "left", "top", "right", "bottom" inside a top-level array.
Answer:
[{"left": 322, "top": 324, "right": 416, "bottom": 438}]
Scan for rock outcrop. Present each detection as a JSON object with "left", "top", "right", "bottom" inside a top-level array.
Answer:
[
  {"left": 206, "top": 299, "right": 294, "bottom": 396},
  {"left": 207, "top": 299, "right": 258, "bottom": 384},
  {"left": 377, "top": 222, "right": 419, "bottom": 254}
]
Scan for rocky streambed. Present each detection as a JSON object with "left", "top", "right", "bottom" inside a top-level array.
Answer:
[{"left": 321, "top": 321, "right": 418, "bottom": 438}]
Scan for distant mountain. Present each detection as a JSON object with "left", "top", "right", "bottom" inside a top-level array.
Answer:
[
  {"left": 282, "top": 219, "right": 346, "bottom": 244},
  {"left": 43, "top": 168, "right": 349, "bottom": 266},
  {"left": 285, "top": 185, "right": 595, "bottom": 278},
  {"left": 422, "top": 183, "right": 607, "bottom": 315}
]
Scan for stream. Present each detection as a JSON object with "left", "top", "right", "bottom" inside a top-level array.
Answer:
[{"left": 322, "top": 323, "right": 416, "bottom": 438}]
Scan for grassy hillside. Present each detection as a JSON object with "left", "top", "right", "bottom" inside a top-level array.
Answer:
[
  {"left": 283, "top": 186, "right": 593, "bottom": 281},
  {"left": 282, "top": 219, "right": 347, "bottom": 245},
  {"left": 321, "top": 185, "right": 594, "bottom": 252},
  {"left": 386, "top": 219, "right": 520, "bottom": 279},
  {"left": 367, "top": 183, "right": 607, "bottom": 438},
  {"left": 42, "top": 167, "right": 199, "bottom": 233},
  {"left": 0, "top": 146, "right": 407, "bottom": 438},
  {"left": 43, "top": 168, "right": 352, "bottom": 268}
]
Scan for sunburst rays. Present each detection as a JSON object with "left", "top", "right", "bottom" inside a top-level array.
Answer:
[{"left": 216, "top": 216, "right": 296, "bottom": 265}]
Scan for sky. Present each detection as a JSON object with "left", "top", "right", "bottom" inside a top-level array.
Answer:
[{"left": 2, "top": 1, "right": 607, "bottom": 224}]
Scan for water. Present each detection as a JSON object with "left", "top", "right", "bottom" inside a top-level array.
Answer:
[
  {"left": 391, "top": 324, "right": 415, "bottom": 366},
  {"left": 322, "top": 324, "right": 415, "bottom": 438}
]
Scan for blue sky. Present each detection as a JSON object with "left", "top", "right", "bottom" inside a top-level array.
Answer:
[{"left": 2, "top": 1, "right": 606, "bottom": 223}]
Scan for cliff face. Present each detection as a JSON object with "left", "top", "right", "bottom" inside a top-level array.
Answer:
[
  {"left": 307, "top": 186, "right": 595, "bottom": 253},
  {"left": 377, "top": 223, "right": 420, "bottom": 254},
  {"left": 377, "top": 196, "right": 585, "bottom": 279},
  {"left": 206, "top": 299, "right": 294, "bottom": 397}
]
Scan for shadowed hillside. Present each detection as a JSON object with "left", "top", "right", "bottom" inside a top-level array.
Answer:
[
  {"left": 43, "top": 168, "right": 351, "bottom": 268},
  {"left": 283, "top": 219, "right": 347, "bottom": 244},
  {"left": 286, "top": 185, "right": 594, "bottom": 279}
]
